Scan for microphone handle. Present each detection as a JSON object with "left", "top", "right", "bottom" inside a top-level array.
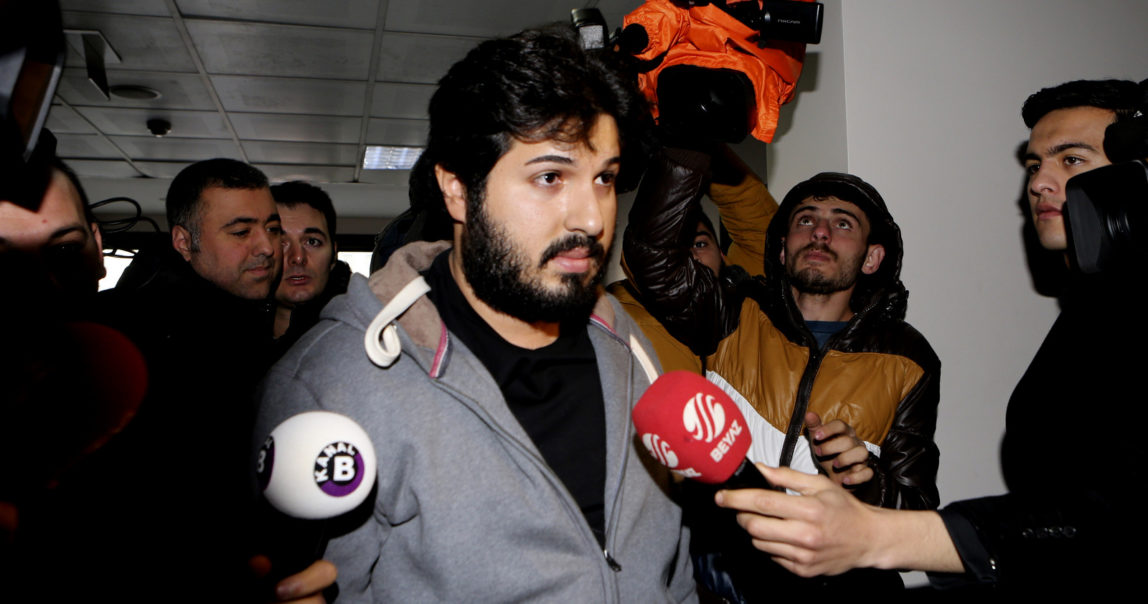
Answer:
[{"left": 721, "top": 458, "right": 781, "bottom": 491}]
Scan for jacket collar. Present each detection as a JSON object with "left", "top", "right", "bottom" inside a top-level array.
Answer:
[{"left": 366, "top": 240, "right": 618, "bottom": 353}]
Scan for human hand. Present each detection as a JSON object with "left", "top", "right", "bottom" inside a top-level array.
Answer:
[
  {"left": 805, "top": 411, "right": 873, "bottom": 486},
  {"left": 249, "top": 556, "right": 337, "bottom": 603},
  {"left": 714, "top": 464, "right": 880, "bottom": 577}
]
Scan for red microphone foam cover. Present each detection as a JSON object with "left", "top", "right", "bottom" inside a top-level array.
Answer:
[{"left": 632, "top": 370, "right": 751, "bottom": 484}]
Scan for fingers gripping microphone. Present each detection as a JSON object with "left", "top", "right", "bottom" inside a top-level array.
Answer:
[
  {"left": 633, "top": 371, "right": 772, "bottom": 490},
  {"left": 257, "top": 411, "right": 377, "bottom": 519}
]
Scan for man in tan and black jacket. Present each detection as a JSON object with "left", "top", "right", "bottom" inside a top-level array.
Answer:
[{"left": 625, "top": 147, "right": 940, "bottom": 598}]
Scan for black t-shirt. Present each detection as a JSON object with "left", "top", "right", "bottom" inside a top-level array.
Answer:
[{"left": 423, "top": 252, "right": 608, "bottom": 545}]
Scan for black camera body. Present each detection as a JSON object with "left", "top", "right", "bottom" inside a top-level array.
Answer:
[
  {"left": 1064, "top": 159, "right": 1147, "bottom": 274},
  {"left": 1, "top": 0, "right": 65, "bottom": 210},
  {"left": 1063, "top": 80, "right": 1148, "bottom": 274}
]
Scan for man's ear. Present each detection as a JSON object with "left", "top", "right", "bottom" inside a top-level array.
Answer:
[
  {"left": 330, "top": 240, "right": 339, "bottom": 269},
  {"left": 778, "top": 237, "right": 786, "bottom": 264},
  {"left": 435, "top": 164, "right": 468, "bottom": 223},
  {"left": 172, "top": 225, "right": 194, "bottom": 261},
  {"left": 861, "top": 244, "right": 885, "bottom": 275},
  {"left": 91, "top": 222, "right": 107, "bottom": 280}
]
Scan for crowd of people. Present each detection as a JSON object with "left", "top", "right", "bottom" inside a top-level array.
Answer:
[{"left": 2, "top": 11, "right": 1144, "bottom": 604}]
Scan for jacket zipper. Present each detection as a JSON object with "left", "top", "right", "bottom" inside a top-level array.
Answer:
[
  {"left": 427, "top": 345, "right": 625, "bottom": 601},
  {"left": 778, "top": 345, "right": 823, "bottom": 468},
  {"left": 777, "top": 297, "right": 880, "bottom": 467}
]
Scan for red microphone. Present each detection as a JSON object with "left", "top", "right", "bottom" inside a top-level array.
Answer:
[{"left": 633, "top": 371, "right": 772, "bottom": 490}]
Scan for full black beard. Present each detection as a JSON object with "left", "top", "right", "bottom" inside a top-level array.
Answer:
[
  {"left": 460, "top": 197, "right": 607, "bottom": 324},
  {"left": 786, "top": 243, "right": 860, "bottom": 295}
]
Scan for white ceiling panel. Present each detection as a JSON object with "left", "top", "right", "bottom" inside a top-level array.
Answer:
[
  {"left": 61, "top": 12, "right": 197, "bottom": 72},
  {"left": 256, "top": 163, "right": 358, "bottom": 184},
  {"left": 56, "top": 69, "right": 216, "bottom": 110},
  {"left": 385, "top": 1, "right": 597, "bottom": 37},
  {"left": 46, "top": 104, "right": 98, "bottom": 135},
  {"left": 370, "top": 82, "right": 434, "bottom": 119},
  {"left": 357, "top": 169, "right": 414, "bottom": 186},
  {"left": 110, "top": 136, "right": 242, "bottom": 161},
  {"left": 135, "top": 160, "right": 205, "bottom": 179},
  {"left": 74, "top": 107, "right": 232, "bottom": 138},
  {"left": 66, "top": 159, "right": 153, "bottom": 180},
  {"left": 377, "top": 32, "right": 479, "bottom": 84},
  {"left": 176, "top": 0, "right": 381, "bottom": 30},
  {"left": 60, "top": 0, "right": 171, "bottom": 17},
  {"left": 187, "top": 20, "right": 375, "bottom": 79},
  {"left": 244, "top": 141, "right": 361, "bottom": 165},
  {"left": 365, "top": 118, "right": 427, "bottom": 147},
  {"left": 212, "top": 76, "right": 366, "bottom": 116},
  {"left": 49, "top": 0, "right": 650, "bottom": 224},
  {"left": 229, "top": 113, "right": 363, "bottom": 144},
  {"left": 54, "top": 134, "right": 124, "bottom": 159}
]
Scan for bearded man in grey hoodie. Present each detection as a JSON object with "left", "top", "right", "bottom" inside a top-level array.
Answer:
[{"left": 255, "top": 24, "right": 695, "bottom": 603}]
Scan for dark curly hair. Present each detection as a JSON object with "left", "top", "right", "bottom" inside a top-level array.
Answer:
[
  {"left": 1021, "top": 79, "right": 1141, "bottom": 128},
  {"left": 410, "top": 24, "right": 651, "bottom": 238}
]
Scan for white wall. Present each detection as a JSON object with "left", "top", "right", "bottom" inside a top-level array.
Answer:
[{"left": 764, "top": 0, "right": 1147, "bottom": 506}]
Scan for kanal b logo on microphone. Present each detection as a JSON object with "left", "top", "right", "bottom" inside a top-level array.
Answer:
[{"left": 313, "top": 441, "right": 366, "bottom": 497}]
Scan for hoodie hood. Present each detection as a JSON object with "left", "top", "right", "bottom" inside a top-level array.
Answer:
[{"left": 763, "top": 172, "right": 908, "bottom": 321}]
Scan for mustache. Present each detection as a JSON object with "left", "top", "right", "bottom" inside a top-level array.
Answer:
[
  {"left": 242, "top": 257, "right": 278, "bottom": 272},
  {"left": 797, "top": 242, "right": 837, "bottom": 261},
  {"left": 539, "top": 234, "right": 607, "bottom": 267}
]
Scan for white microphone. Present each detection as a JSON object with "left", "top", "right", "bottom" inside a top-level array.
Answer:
[{"left": 257, "top": 411, "right": 377, "bottom": 519}]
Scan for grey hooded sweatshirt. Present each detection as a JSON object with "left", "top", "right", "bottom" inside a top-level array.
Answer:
[{"left": 254, "top": 241, "right": 696, "bottom": 603}]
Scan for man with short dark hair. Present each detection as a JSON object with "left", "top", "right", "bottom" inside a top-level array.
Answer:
[
  {"left": 161, "top": 157, "right": 282, "bottom": 300},
  {"left": 1021, "top": 79, "right": 1141, "bottom": 252},
  {"left": 107, "top": 156, "right": 283, "bottom": 384},
  {"left": 255, "top": 25, "right": 695, "bottom": 601},
  {"left": 38, "top": 158, "right": 291, "bottom": 599},
  {"left": 713, "top": 78, "right": 1146, "bottom": 596},
  {"left": 1, "top": 158, "right": 111, "bottom": 553},
  {"left": 270, "top": 180, "right": 350, "bottom": 346},
  {"left": 626, "top": 147, "right": 940, "bottom": 597},
  {"left": 0, "top": 159, "right": 105, "bottom": 301}
]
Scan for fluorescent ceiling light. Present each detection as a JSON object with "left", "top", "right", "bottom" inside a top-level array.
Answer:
[{"left": 362, "top": 146, "right": 423, "bottom": 170}]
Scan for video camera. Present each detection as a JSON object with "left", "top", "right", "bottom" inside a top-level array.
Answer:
[
  {"left": 575, "top": 1, "right": 823, "bottom": 145},
  {"left": 0, "top": 0, "right": 65, "bottom": 211},
  {"left": 1064, "top": 79, "right": 1148, "bottom": 274}
]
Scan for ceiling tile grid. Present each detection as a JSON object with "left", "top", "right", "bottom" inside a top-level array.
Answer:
[{"left": 51, "top": 0, "right": 642, "bottom": 222}]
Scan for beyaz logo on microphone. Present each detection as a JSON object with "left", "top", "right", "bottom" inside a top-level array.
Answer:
[
  {"left": 641, "top": 433, "right": 679, "bottom": 468},
  {"left": 682, "top": 389, "right": 744, "bottom": 462},
  {"left": 632, "top": 371, "right": 754, "bottom": 484},
  {"left": 683, "top": 391, "right": 725, "bottom": 443},
  {"left": 314, "top": 440, "right": 365, "bottom": 497},
  {"left": 708, "top": 418, "right": 744, "bottom": 463}
]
